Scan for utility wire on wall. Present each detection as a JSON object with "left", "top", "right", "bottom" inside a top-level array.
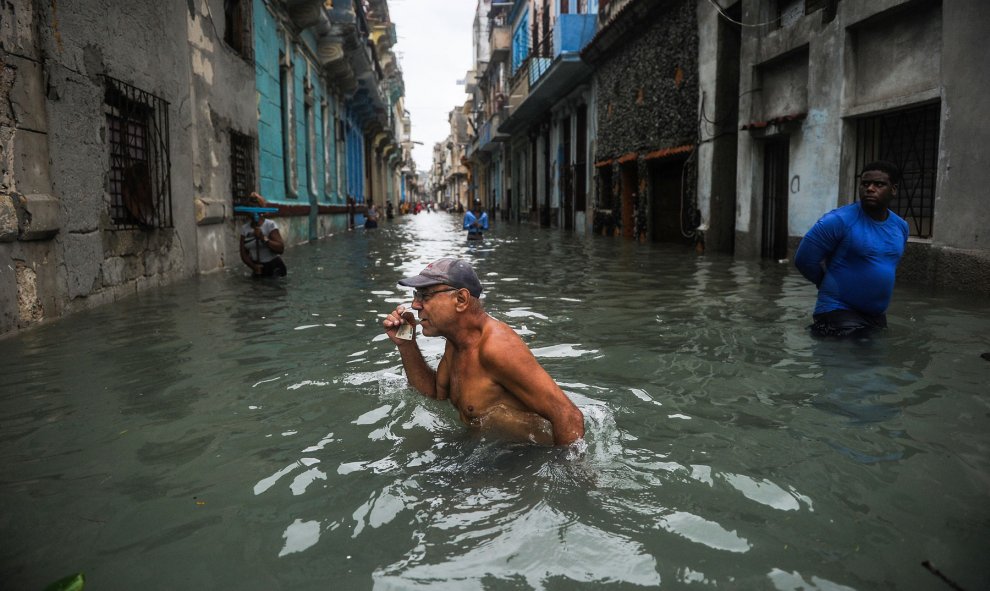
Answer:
[{"left": 706, "top": 0, "right": 781, "bottom": 28}]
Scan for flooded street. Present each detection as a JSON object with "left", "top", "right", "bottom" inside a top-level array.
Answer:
[{"left": 2, "top": 213, "right": 988, "bottom": 590}]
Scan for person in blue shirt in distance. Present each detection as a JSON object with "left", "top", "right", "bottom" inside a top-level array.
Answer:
[
  {"left": 794, "top": 161, "right": 910, "bottom": 337},
  {"left": 463, "top": 198, "right": 489, "bottom": 241}
]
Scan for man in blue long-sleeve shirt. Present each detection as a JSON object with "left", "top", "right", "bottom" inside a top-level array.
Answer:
[
  {"left": 794, "top": 161, "right": 909, "bottom": 337},
  {"left": 463, "top": 199, "right": 489, "bottom": 241}
]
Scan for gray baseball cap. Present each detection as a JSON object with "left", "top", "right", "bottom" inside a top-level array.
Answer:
[{"left": 398, "top": 258, "right": 483, "bottom": 297}]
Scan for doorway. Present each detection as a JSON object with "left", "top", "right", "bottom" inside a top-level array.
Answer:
[
  {"left": 620, "top": 162, "right": 636, "bottom": 239},
  {"left": 649, "top": 157, "right": 693, "bottom": 245},
  {"left": 761, "top": 137, "right": 789, "bottom": 260},
  {"left": 562, "top": 118, "right": 573, "bottom": 230}
]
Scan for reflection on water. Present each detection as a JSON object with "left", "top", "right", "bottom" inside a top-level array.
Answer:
[{"left": 1, "top": 212, "right": 988, "bottom": 591}]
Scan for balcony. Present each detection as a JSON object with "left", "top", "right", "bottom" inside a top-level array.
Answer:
[
  {"left": 478, "top": 108, "right": 510, "bottom": 153},
  {"left": 554, "top": 13, "right": 597, "bottom": 55},
  {"left": 464, "top": 68, "right": 479, "bottom": 94},
  {"left": 499, "top": 13, "right": 597, "bottom": 135},
  {"left": 489, "top": 6, "right": 511, "bottom": 61},
  {"left": 490, "top": 25, "right": 510, "bottom": 61}
]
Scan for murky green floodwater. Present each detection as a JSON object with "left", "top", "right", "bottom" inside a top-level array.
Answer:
[{"left": 2, "top": 213, "right": 988, "bottom": 590}]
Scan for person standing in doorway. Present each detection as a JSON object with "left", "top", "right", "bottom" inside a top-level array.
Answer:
[
  {"left": 794, "top": 161, "right": 909, "bottom": 337},
  {"left": 386, "top": 201, "right": 394, "bottom": 221},
  {"left": 463, "top": 199, "right": 489, "bottom": 241},
  {"left": 239, "top": 192, "right": 287, "bottom": 277}
]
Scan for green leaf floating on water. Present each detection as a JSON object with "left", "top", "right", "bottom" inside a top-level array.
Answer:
[{"left": 44, "top": 573, "right": 85, "bottom": 591}]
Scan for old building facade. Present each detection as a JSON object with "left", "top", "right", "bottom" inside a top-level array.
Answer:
[
  {"left": 445, "top": 0, "right": 989, "bottom": 292},
  {"left": 724, "top": 0, "right": 990, "bottom": 291},
  {"left": 0, "top": 0, "right": 413, "bottom": 335}
]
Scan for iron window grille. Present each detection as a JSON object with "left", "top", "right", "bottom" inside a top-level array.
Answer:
[
  {"left": 230, "top": 130, "right": 256, "bottom": 206},
  {"left": 105, "top": 75, "right": 173, "bottom": 230},
  {"left": 854, "top": 102, "right": 940, "bottom": 238}
]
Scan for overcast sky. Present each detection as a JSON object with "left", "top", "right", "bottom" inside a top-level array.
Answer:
[{"left": 389, "top": 0, "right": 477, "bottom": 172}]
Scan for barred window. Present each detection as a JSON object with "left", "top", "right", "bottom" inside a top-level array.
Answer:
[
  {"left": 105, "top": 75, "right": 172, "bottom": 230},
  {"left": 854, "top": 102, "right": 939, "bottom": 238},
  {"left": 230, "top": 130, "right": 256, "bottom": 205}
]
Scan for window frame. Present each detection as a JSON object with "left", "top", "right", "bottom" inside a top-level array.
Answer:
[
  {"left": 229, "top": 129, "right": 257, "bottom": 206},
  {"left": 853, "top": 101, "right": 940, "bottom": 238},
  {"left": 223, "top": 0, "right": 254, "bottom": 61},
  {"left": 104, "top": 75, "right": 173, "bottom": 230}
]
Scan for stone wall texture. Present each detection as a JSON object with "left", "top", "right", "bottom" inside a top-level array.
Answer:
[{"left": 594, "top": 0, "right": 699, "bottom": 161}]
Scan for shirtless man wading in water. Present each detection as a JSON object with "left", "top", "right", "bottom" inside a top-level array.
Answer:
[{"left": 382, "top": 258, "right": 585, "bottom": 446}]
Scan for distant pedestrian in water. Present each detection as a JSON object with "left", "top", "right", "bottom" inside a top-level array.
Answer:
[
  {"left": 382, "top": 258, "right": 585, "bottom": 446},
  {"left": 463, "top": 199, "right": 488, "bottom": 241},
  {"left": 239, "top": 192, "right": 287, "bottom": 277},
  {"left": 794, "top": 161, "right": 909, "bottom": 337},
  {"left": 365, "top": 201, "right": 379, "bottom": 229},
  {"left": 386, "top": 201, "right": 394, "bottom": 221}
]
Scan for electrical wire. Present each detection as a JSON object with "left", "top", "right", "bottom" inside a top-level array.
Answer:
[
  {"left": 706, "top": 0, "right": 781, "bottom": 28},
  {"left": 201, "top": 0, "right": 224, "bottom": 43}
]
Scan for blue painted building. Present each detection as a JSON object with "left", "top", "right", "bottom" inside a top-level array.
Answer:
[{"left": 250, "top": 0, "right": 410, "bottom": 240}]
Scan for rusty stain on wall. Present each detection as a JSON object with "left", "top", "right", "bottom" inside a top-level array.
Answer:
[{"left": 50, "top": 0, "right": 63, "bottom": 53}]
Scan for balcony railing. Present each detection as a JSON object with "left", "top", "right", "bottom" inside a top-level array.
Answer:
[
  {"left": 507, "top": 13, "right": 597, "bottom": 109},
  {"left": 553, "top": 13, "right": 597, "bottom": 56},
  {"left": 477, "top": 107, "right": 510, "bottom": 152}
]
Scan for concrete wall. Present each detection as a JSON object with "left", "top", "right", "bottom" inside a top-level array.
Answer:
[
  {"left": 900, "top": 0, "right": 990, "bottom": 291},
  {"left": 696, "top": 0, "right": 740, "bottom": 254},
  {"left": 735, "top": 0, "right": 846, "bottom": 259},
  {"left": 0, "top": 0, "right": 204, "bottom": 335},
  {"left": 932, "top": 0, "right": 990, "bottom": 254},
  {"left": 190, "top": 0, "right": 260, "bottom": 275}
]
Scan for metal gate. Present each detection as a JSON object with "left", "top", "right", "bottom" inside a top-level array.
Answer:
[
  {"left": 761, "top": 138, "right": 789, "bottom": 260},
  {"left": 854, "top": 102, "right": 939, "bottom": 238}
]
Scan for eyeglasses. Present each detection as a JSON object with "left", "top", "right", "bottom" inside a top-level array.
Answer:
[
  {"left": 412, "top": 287, "right": 459, "bottom": 303},
  {"left": 859, "top": 180, "right": 890, "bottom": 189}
]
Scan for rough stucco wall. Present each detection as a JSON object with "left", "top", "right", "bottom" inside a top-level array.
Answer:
[
  {"left": 0, "top": 0, "right": 210, "bottom": 335},
  {"left": 934, "top": 0, "right": 990, "bottom": 254},
  {"left": 735, "top": 2, "right": 847, "bottom": 258},
  {"left": 594, "top": 0, "right": 698, "bottom": 160},
  {"left": 42, "top": 0, "right": 197, "bottom": 283},
  {"left": 188, "top": 0, "right": 258, "bottom": 274},
  {"left": 757, "top": 48, "right": 808, "bottom": 121},
  {"left": 851, "top": 3, "right": 940, "bottom": 109}
]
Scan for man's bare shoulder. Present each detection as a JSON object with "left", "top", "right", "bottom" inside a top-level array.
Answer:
[
  {"left": 480, "top": 315, "right": 525, "bottom": 342},
  {"left": 478, "top": 316, "right": 534, "bottom": 364}
]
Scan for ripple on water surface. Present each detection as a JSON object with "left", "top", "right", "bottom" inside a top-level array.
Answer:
[{"left": 0, "top": 213, "right": 988, "bottom": 590}]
